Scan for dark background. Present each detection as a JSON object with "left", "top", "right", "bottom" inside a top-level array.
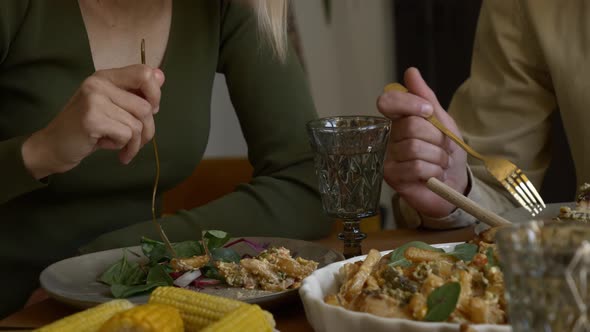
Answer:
[{"left": 393, "top": 0, "right": 576, "bottom": 203}]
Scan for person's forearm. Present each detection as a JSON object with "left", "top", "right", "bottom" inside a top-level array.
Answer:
[
  {"left": 0, "top": 136, "right": 49, "bottom": 204},
  {"left": 21, "top": 130, "right": 55, "bottom": 180}
]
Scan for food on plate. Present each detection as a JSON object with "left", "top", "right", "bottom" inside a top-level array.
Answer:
[
  {"left": 171, "top": 255, "right": 210, "bottom": 272},
  {"left": 557, "top": 182, "right": 590, "bottom": 221},
  {"left": 35, "top": 286, "right": 275, "bottom": 332},
  {"left": 217, "top": 246, "right": 318, "bottom": 291},
  {"left": 324, "top": 228, "right": 507, "bottom": 325},
  {"left": 98, "top": 230, "right": 318, "bottom": 298}
]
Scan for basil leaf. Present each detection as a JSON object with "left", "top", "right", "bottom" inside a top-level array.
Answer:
[
  {"left": 203, "top": 230, "right": 231, "bottom": 251},
  {"left": 446, "top": 243, "right": 478, "bottom": 262},
  {"left": 211, "top": 248, "right": 241, "bottom": 263},
  {"left": 424, "top": 282, "right": 461, "bottom": 322},
  {"left": 486, "top": 247, "right": 497, "bottom": 267},
  {"left": 389, "top": 241, "right": 444, "bottom": 267},
  {"left": 99, "top": 251, "right": 146, "bottom": 286}
]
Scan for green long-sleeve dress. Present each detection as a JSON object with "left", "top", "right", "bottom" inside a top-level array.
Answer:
[{"left": 0, "top": 0, "right": 332, "bottom": 317}]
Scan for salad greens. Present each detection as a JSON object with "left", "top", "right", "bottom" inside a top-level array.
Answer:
[
  {"left": 141, "top": 237, "right": 204, "bottom": 265},
  {"left": 99, "top": 250, "right": 146, "bottom": 287},
  {"left": 109, "top": 265, "right": 173, "bottom": 298},
  {"left": 99, "top": 230, "right": 257, "bottom": 298},
  {"left": 203, "top": 230, "right": 231, "bottom": 251}
]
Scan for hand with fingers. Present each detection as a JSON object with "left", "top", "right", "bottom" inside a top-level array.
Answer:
[
  {"left": 21, "top": 64, "right": 165, "bottom": 180},
  {"left": 377, "top": 67, "right": 468, "bottom": 218}
]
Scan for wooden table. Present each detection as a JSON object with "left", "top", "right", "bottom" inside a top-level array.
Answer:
[{"left": 0, "top": 226, "right": 475, "bottom": 331}]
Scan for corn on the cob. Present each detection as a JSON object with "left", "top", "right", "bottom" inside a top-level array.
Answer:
[
  {"left": 34, "top": 299, "right": 134, "bottom": 332},
  {"left": 149, "top": 286, "right": 246, "bottom": 331},
  {"left": 201, "top": 304, "right": 275, "bottom": 332},
  {"left": 98, "top": 303, "right": 183, "bottom": 332}
]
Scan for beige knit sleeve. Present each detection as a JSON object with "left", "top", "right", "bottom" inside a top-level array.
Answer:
[{"left": 394, "top": 0, "right": 556, "bottom": 229}]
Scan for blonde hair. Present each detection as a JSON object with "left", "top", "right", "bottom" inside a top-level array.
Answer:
[{"left": 253, "top": 0, "right": 288, "bottom": 60}]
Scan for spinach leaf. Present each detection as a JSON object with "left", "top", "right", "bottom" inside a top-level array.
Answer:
[
  {"left": 446, "top": 243, "right": 478, "bottom": 262},
  {"left": 141, "top": 237, "right": 203, "bottom": 263},
  {"left": 99, "top": 250, "right": 146, "bottom": 286},
  {"left": 389, "top": 241, "right": 444, "bottom": 267},
  {"left": 110, "top": 264, "right": 173, "bottom": 298},
  {"left": 146, "top": 264, "right": 174, "bottom": 285},
  {"left": 424, "top": 282, "right": 461, "bottom": 322},
  {"left": 173, "top": 241, "right": 204, "bottom": 259},
  {"left": 211, "top": 248, "right": 241, "bottom": 263},
  {"left": 107, "top": 230, "right": 233, "bottom": 299},
  {"left": 201, "top": 264, "right": 224, "bottom": 281},
  {"left": 141, "top": 237, "right": 170, "bottom": 264},
  {"left": 486, "top": 247, "right": 497, "bottom": 267},
  {"left": 203, "top": 230, "right": 231, "bottom": 251}
]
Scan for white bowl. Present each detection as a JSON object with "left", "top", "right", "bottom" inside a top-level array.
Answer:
[{"left": 299, "top": 243, "right": 511, "bottom": 332}]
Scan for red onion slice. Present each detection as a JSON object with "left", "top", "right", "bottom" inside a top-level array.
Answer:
[{"left": 192, "top": 277, "right": 222, "bottom": 287}]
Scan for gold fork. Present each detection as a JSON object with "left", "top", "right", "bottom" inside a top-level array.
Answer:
[
  {"left": 384, "top": 83, "right": 546, "bottom": 216},
  {"left": 142, "top": 39, "right": 177, "bottom": 257}
]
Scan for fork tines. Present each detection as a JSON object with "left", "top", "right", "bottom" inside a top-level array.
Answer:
[{"left": 502, "top": 170, "right": 546, "bottom": 216}]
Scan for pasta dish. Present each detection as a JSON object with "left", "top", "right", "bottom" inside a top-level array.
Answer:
[{"left": 324, "top": 227, "right": 506, "bottom": 325}]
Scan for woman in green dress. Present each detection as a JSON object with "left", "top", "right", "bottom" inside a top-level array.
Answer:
[{"left": 0, "top": 0, "right": 330, "bottom": 317}]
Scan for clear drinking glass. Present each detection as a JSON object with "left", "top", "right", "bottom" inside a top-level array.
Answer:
[
  {"left": 496, "top": 220, "right": 590, "bottom": 332},
  {"left": 306, "top": 116, "right": 391, "bottom": 258}
]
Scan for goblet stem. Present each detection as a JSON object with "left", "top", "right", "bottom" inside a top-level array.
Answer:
[{"left": 338, "top": 218, "right": 367, "bottom": 258}]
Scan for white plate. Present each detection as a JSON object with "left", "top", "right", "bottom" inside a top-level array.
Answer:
[
  {"left": 299, "top": 243, "right": 511, "bottom": 332},
  {"left": 40, "top": 237, "right": 344, "bottom": 309},
  {"left": 475, "top": 202, "right": 574, "bottom": 234},
  {"left": 501, "top": 202, "right": 573, "bottom": 222}
]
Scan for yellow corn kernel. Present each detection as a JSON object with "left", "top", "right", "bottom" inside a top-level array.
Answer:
[
  {"left": 201, "top": 304, "right": 275, "bottom": 332},
  {"left": 34, "top": 299, "right": 134, "bottom": 332},
  {"left": 98, "top": 303, "right": 183, "bottom": 332},
  {"left": 149, "top": 286, "right": 246, "bottom": 331}
]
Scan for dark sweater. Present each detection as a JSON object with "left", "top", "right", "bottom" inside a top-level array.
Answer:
[{"left": 0, "top": 0, "right": 331, "bottom": 317}]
